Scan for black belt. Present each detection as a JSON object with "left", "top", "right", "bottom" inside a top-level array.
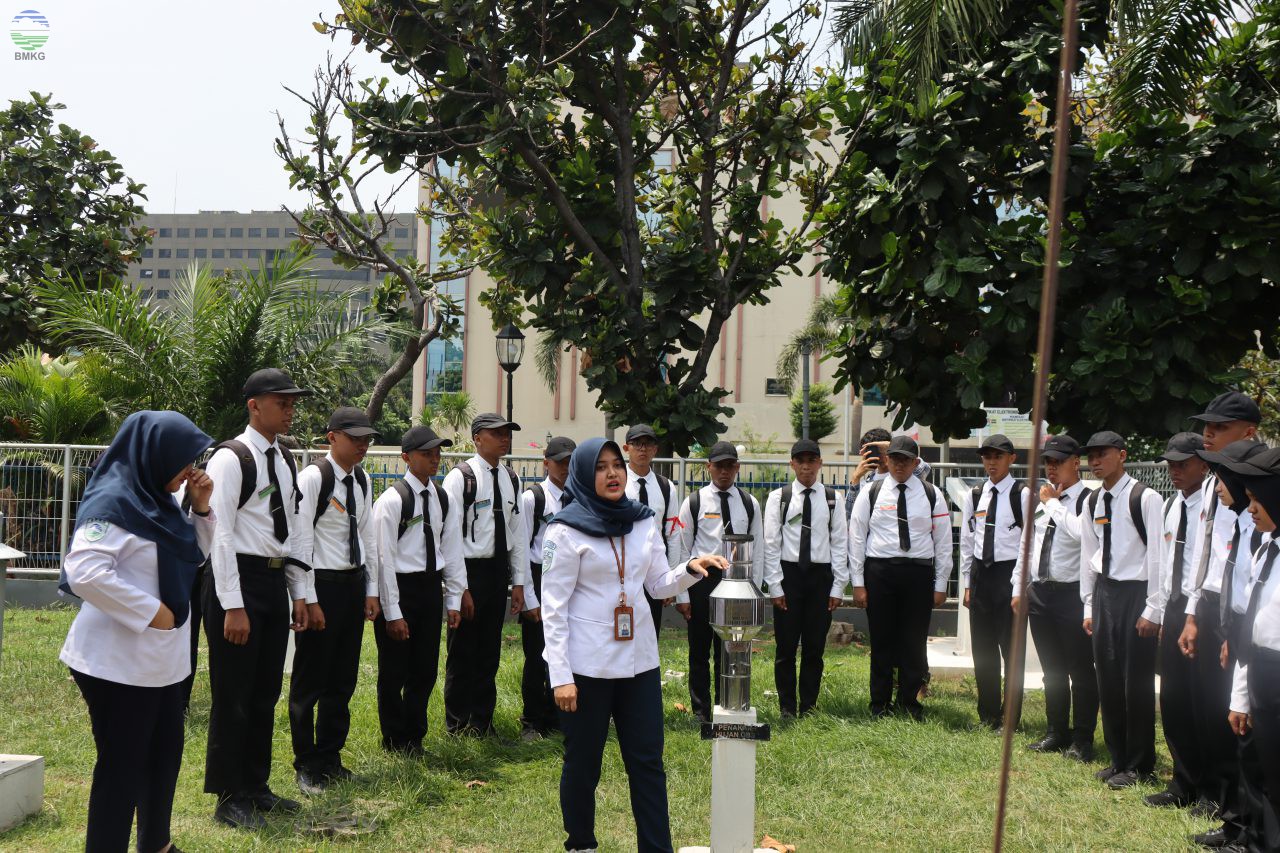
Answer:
[
  {"left": 1098, "top": 576, "right": 1145, "bottom": 588},
  {"left": 865, "top": 556, "right": 932, "bottom": 568},
  {"left": 1033, "top": 579, "right": 1079, "bottom": 587},
  {"left": 236, "top": 554, "right": 286, "bottom": 571},
  {"left": 314, "top": 567, "right": 366, "bottom": 581}
]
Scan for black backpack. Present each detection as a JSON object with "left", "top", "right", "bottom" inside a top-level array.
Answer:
[
  {"left": 863, "top": 477, "right": 941, "bottom": 522},
  {"left": 689, "top": 486, "right": 757, "bottom": 541},
  {"left": 390, "top": 478, "right": 450, "bottom": 540},
  {"left": 183, "top": 438, "right": 300, "bottom": 512},
  {"left": 639, "top": 472, "right": 675, "bottom": 546},
  {"left": 454, "top": 460, "right": 520, "bottom": 540},
  {"left": 1087, "top": 480, "right": 1151, "bottom": 545},
  {"left": 778, "top": 483, "right": 839, "bottom": 534},
  {"left": 967, "top": 480, "right": 1027, "bottom": 532},
  {"left": 310, "top": 456, "right": 369, "bottom": 525}
]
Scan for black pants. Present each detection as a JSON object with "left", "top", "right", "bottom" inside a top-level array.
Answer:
[
  {"left": 645, "top": 588, "right": 665, "bottom": 639},
  {"left": 72, "top": 670, "right": 184, "bottom": 853},
  {"left": 289, "top": 569, "right": 366, "bottom": 774},
  {"left": 374, "top": 571, "right": 443, "bottom": 750},
  {"left": 445, "top": 557, "right": 508, "bottom": 733},
  {"left": 558, "top": 669, "right": 672, "bottom": 853},
  {"left": 521, "top": 562, "right": 557, "bottom": 733},
  {"left": 969, "top": 559, "right": 1020, "bottom": 725},
  {"left": 1244, "top": 648, "right": 1280, "bottom": 851},
  {"left": 1028, "top": 580, "right": 1097, "bottom": 746},
  {"left": 180, "top": 562, "right": 207, "bottom": 711},
  {"left": 773, "top": 561, "right": 834, "bottom": 715},
  {"left": 864, "top": 558, "right": 933, "bottom": 716},
  {"left": 686, "top": 565, "right": 724, "bottom": 721},
  {"left": 1190, "top": 592, "right": 1245, "bottom": 822},
  {"left": 202, "top": 561, "right": 289, "bottom": 799},
  {"left": 1092, "top": 577, "right": 1158, "bottom": 774},
  {"left": 1157, "top": 595, "right": 1202, "bottom": 800},
  {"left": 1229, "top": 616, "right": 1269, "bottom": 845}
]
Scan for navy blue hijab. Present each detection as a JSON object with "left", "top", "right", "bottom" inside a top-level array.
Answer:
[
  {"left": 549, "top": 437, "right": 653, "bottom": 537},
  {"left": 61, "top": 411, "right": 213, "bottom": 627}
]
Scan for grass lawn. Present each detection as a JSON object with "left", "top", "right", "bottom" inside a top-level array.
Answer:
[{"left": 1, "top": 607, "right": 1211, "bottom": 851}]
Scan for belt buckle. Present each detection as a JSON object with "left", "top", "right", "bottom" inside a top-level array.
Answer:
[{"left": 266, "top": 557, "right": 285, "bottom": 570}]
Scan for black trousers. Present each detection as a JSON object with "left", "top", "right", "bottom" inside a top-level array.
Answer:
[
  {"left": 180, "top": 562, "right": 207, "bottom": 711},
  {"left": 773, "top": 561, "right": 835, "bottom": 715},
  {"left": 445, "top": 557, "right": 508, "bottom": 733},
  {"left": 1228, "top": 615, "right": 1269, "bottom": 845},
  {"left": 521, "top": 562, "right": 557, "bottom": 733},
  {"left": 289, "top": 569, "right": 366, "bottom": 773},
  {"left": 72, "top": 670, "right": 184, "bottom": 853},
  {"left": 1028, "top": 580, "right": 1097, "bottom": 746},
  {"left": 1157, "top": 595, "right": 1202, "bottom": 800},
  {"left": 862, "top": 558, "right": 931, "bottom": 715},
  {"left": 558, "top": 668, "right": 672, "bottom": 853},
  {"left": 202, "top": 561, "right": 289, "bottom": 799},
  {"left": 1092, "top": 577, "right": 1158, "bottom": 774},
  {"left": 374, "top": 571, "right": 443, "bottom": 750},
  {"left": 1245, "top": 648, "right": 1280, "bottom": 851},
  {"left": 686, "top": 565, "right": 724, "bottom": 721},
  {"left": 1190, "top": 592, "right": 1245, "bottom": 822},
  {"left": 645, "top": 588, "right": 665, "bottom": 639},
  {"left": 969, "top": 559, "right": 1020, "bottom": 725}
]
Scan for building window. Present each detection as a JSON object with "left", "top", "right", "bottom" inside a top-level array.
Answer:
[
  {"left": 176, "top": 227, "right": 190, "bottom": 238},
  {"left": 395, "top": 227, "right": 409, "bottom": 239},
  {"left": 176, "top": 248, "right": 189, "bottom": 259},
  {"left": 211, "top": 249, "right": 225, "bottom": 259},
  {"left": 248, "top": 227, "right": 262, "bottom": 238},
  {"left": 765, "top": 378, "right": 787, "bottom": 396},
  {"left": 265, "top": 228, "right": 280, "bottom": 238},
  {"left": 230, "top": 248, "right": 243, "bottom": 258},
  {"left": 195, "top": 228, "right": 208, "bottom": 238},
  {"left": 158, "top": 248, "right": 171, "bottom": 259},
  {"left": 157, "top": 228, "right": 171, "bottom": 238},
  {"left": 212, "top": 228, "right": 226, "bottom": 238},
  {"left": 142, "top": 249, "right": 154, "bottom": 259},
  {"left": 158, "top": 269, "right": 170, "bottom": 279},
  {"left": 229, "top": 227, "right": 243, "bottom": 238},
  {"left": 248, "top": 249, "right": 261, "bottom": 258},
  {"left": 194, "top": 248, "right": 207, "bottom": 258},
  {"left": 156, "top": 289, "right": 169, "bottom": 299},
  {"left": 140, "top": 269, "right": 154, "bottom": 279}
]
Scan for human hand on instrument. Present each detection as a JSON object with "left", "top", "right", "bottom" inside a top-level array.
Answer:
[
  {"left": 224, "top": 607, "right": 250, "bottom": 645},
  {"left": 460, "top": 590, "right": 475, "bottom": 621},
  {"left": 1082, "top": 617, "right": 1093, "bottom": 636},
  {"left": 149, "top": 602, "right": 176, "bottom": 630},
  {"left": 308, "top": 603, "right": 326, "bottom": 631},
  {"left": 1135, "top": 617, "right": 1159, "bottom": 639},
  {"left": 675, "top": 603, "right": 692, "bottom": 621},
  {"left": 365, "top": 596, "right": 381, "bottom": 621},
  {"left": 554, "top": 683, "right": 578, "bottom": 713},
  {"left": 509, "top": 585, "right": 525, "bottom": 616},
  {"left": 852, "top": 587, "right": 868, "bottom": 609},
  {"left": 687, "top": 555, "right": 727, "bottom": 576},
  {"left": 1179, "top": 618, "right": 1198, "bottom": 658},
  {"left": 186, "top": 468, "right": 214, "bottom": 514},
  {"left": 1228, "top": 711, "right": 1251, "bottom": 736},
  {"left": 291, "top": 599, "right": 309, "bottom": 632},
  {"left": 446, "top": 609, "right": 461, "bottom": 629},
  {"left": 387, "top": 618, "right": 410, "bottom": 641}
]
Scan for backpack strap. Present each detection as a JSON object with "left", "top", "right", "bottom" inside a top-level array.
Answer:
[
  {"left": 821, "top": 484, "right": 835, "bottom": 532},
  {"left": 216, "top": 439, "right": 258, "bottom": 510},
  {"left": 457, "top": 461, "right": 477, "bottom": 540},
  {"left": 528, "top": 482, "right": 546, "bottom": 548},
  {"left": 968, "top": 483, "right": 983, "bottom": 532},
  {"left": 779, "top": 487, "right": 791, "bottom": 527},
  {"left": 1129, "top": 481, "right": 1149, "bottom": 546},
  {"left": 689, "top": 489, "right": 701, "bottom": 544},
  {"left": 1009, "top": 480, "right": 1026, "bottom": 529},
  {"left": 505, "top": 466, "right": 520, "bottom": 514},
  {"left": 738, "top": 486, "right": 756, "bottom": 533},
  {"left": 864, "top": 477, "right": 887, "bottom": 524},
  {"left": 312, "top": 456, "right": 336, "bottom": 525},
  {"left": 392, "top": 479, "right": 416, "bottom": 539},
  {"left": 277, "top": 443, "right": 301, "bottom": 512},
  {"left": 1074, "top": 488, "right": 1088, "bottom": 515},
  {"left": 656, "top": 474, "right": 673, "bottom": 545}
]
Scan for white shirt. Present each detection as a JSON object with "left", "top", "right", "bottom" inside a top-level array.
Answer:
[
  {"left": 1013, "top": 481, "right": 1089, "bottom": 597},
  {"left": 765, "top": 481, "right": 851, "bottom": 597},
  {"left": 441, "top": 454, "right": 530, "bottom": 589},
  {"left": 206, "top": 426, "right": 308, "bottom": 608},
  {"left": 677, "top": 485, "right": 765, "bottom": 597},
  {"left": 374, "top": 472, "right": 467, "bottom": 620},
  {"left": 625, "top": 466, "right": 682, "bottom": 571},
  {"left": 1079, "top": 473, "right": 1166, "bottom": 623},
  {"left": 846, "top": 475, "right": 952, "bottom": 594},
  {"left": 540, "top": 516, "right": 701, "bottom": 687},
  {"left": 60, "top": 511, "right": 215, "bottom": 687},
  {"left": 1154, "top": 488, "right": 1203, "bottom": 613},
  {"left": 1228, "top": 536, "right": 1278, "bottom": 715},
  {"left": 520, "top": 477, "right": 568, "bottom": 610},
  {"left": 1186, "top": 474, "right": 1259, "bottom": 615},
  {"left": 959, "top": 475, "right": 1035, "bottom": 585},
  {"left": 293, "top": 454, "right": 379, "bottom": 600}
]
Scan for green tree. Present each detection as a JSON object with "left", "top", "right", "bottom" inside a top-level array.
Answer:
[
  {"left": 0, "top": 93, "right": 149, "bottom": 352},
  {"left": 0, "top": 345, "right": 111, "bottom": 443},
  {"left": 423, "top": 391, "right": 476, "bottom": 443},
  {"left": 790, "top": 382, "right": 838, "bottom": 442}
]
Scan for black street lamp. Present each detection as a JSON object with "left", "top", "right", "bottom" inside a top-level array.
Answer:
[
  {"left": 495, "top": 322, "right": 526, "bottom": 423},
  {"left": 799, "top": 340, "right": 812, "bottom": 440}
]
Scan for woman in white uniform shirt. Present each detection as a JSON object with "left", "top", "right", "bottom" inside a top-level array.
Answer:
[
  {"left": 59, "top": 411, "right": 215, "bottom": 853},
  {"left": 541, "top": 437, "right": 724, "bottom": 853}
]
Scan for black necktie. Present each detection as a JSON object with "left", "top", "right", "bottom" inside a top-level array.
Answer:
[
  {"left": 799, "top": 488, "right": 813, "bottom": 568},
  {"left": 1238, "top": 542, "right": 1278, "bottom": 665},
  {"left": 897, "top": 483, "right": 911, "bottom": 551},
  {"left": 1170, "top": 500, "right": 1189, "bottom": 600},
  {"left": 1193, "top": 480, "right": 1220, "bottom": 591},
  {"left": 638, "top": 477, "right": 649, "bottom": 509},
  {"left": 1221, "top": 518, "right": 1243, "bottom": 626},
  {"left": 1101, "top": 492, "right": 1114, "bottom": 577},
  {"left": 422, "top": 487, "right": 437, "bottom": 573},
  {"left": 264, "top": 446, "right": 288, "bottom": 542},
  {"left": 981, "top": 486, "right": 997, "bottom": 563},
  {"left": 491, "top": 466, "right": 508, "bottom": 560},
  {"left": 342, "top": 474, "right": 359, "bottom": 567},
  {"left": 1038, "top": 514, "right": 1057, "bottom": 582},
  {"left": 719, "top": 489, "right": 734, "bottom": 536}
]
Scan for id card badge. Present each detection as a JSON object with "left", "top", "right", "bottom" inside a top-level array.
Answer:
[{"left": 614, "top": 605, "right": 634, "bottom": 641}]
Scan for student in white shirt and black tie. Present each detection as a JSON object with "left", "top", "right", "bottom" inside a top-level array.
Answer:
[
  {"left": 676, "top": 441, "right": 764, "bottom": 723},
  {"left": 762, "top": 439, "right": 849, "bottom": 719},
  {"left": 960, "top": 433, "right": 1033, "bottom": 729},
  {"left": 845, "top": 435, "right": 950, "bottom": 720},
  {"left": 288, "top": 407, "right": 383, "bottom": 793},
  {"left": 1079, "top": 431, "right": 1166, "bottom": 789},
  {"left": 624, "top": 424, "right": 682, "bottom": 636}
]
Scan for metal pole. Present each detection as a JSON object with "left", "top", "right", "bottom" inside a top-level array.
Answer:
[
  {"left": 59, "top": 444, "right": 73, "bottom": 564},
  {"left": 842, "top": 384, "right": 852, "bottom": 460},
  {"left": 801, "top": 350, "right": 811, "bottom": 440},
  {"left": 505, "top": 369, "right": 515, "bottom": 424}
]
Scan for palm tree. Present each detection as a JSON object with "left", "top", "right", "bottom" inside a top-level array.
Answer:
[{"left": 0, "top": 345, "right": 111, "bottom": 444}]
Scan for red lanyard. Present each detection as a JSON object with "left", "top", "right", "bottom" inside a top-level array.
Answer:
[{"left": 607, "top": 535, "right": 627, "bottom": 606}]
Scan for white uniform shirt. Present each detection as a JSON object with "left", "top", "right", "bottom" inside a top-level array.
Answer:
[
  {"left": 293, "top": 454, "right": 379, "bottom": 601},
  {"left": 1186, "top": 474, "right": 1259, "bottom": 616},
  {"left": 1153, "top": 488, "right": 1204, "bottom": 613},
  {"left": 60, "top": 511, "right": 215, "bottom": 687},
  {"left": 374, "top": 472, "right": 467, "bottom": 620},
  {"left": 625, "top": 466, "right": 682, "bottom": 571},
  {"left": 677, "top": 484, "right": 765, "bottom": 595},
  {"left": 1079, "top": 473, "right": 1166, "bottom": 623},
  {"left": 959, "top": 475, "right": 1035, "bottom": 585},
  {"left": 441, "top": 454, "right": 530, "bottom": 591},
  {"left": 846, "top": 475, "right": 952, "bottom": 594},
  {"left": 520, "top": 477, "right": 568, "bottom": 610},
  {"left": 1228, "top": 535, "right": 1278, "bottom": 715},
  {"left": 1013, "top": 481, "right": 1090, "bottom": 598},
  {"left": 764, "top": 481, "right": 851, "bottom": 597},
  {"left": 206, "top": 426, "right": 308, "bottom": 608},
  {"left": 540, "top": 516, "right": 701, "bottom": 687}
]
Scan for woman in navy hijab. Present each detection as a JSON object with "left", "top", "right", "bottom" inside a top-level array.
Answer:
[
  {"left": 59, "top": 411, "right": 214, "bottom": 853},
  {"left": 540, "top": 437, "right": 725, "bottom": 853}
]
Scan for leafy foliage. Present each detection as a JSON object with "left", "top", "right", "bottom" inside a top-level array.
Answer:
[
  {"left": 0, "top": 345, "right": 111, "bottom": 443},
  {"left": 790, "top": 382, "right": 839, "bottom": 441}
]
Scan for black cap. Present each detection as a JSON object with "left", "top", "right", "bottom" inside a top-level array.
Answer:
[
  {"left": 470, "top": 412, "right": 520, "bottom": 435},
  {"left": 1190, "top": 391, "right": 1261, "bottom": 425},
  {"left": 1041, "top": 434, "right": 1079, "bottom": 461},
  {"left": 327, "top": 406, "right": 380, "bottom": 438},
  {"left": 1198, "top": 438, "right": 1268, "bottom": 468},
  {"left": 708, "top": 441, "right": 739, "bottom": 463},
  {"left": 886, "top": 435, "right": 919, "bottom": 459},
  {"left": 1219, "top": 446, "right": 1280, "bottom": 477},
  {"left": 544, "top": 436, "right": 576, "bottom": 461},
  {"left": 242, "top": 367, "right": 312, "bottom": 399},
  {"left": 1157, "top": 431, "right": 1204, "bottom": 462},
  {"left": 401, "top": 425, "right": 453, "bottom": 453},
  {"left": 790, "top": 438, "right": 821, "bottom": 458},
  {"left": 1083, "top": 431, "right": 1126, "bottom": 451},
  {"left": 980, "top": 434, "right": 1015, "bottom": 454},
  {"left": 625, "top": 424, "right": 658, "bottom": 443}
]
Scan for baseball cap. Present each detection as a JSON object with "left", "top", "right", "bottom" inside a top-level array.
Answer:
[
  {"left": 1041, "top": 434, "right": 1079, "bottom": 460},
  {"left": 708, "top": 441, "right": 739, "bottom": 463},
  {"left": 625, "top": 424, "right": 658, "bottom": 443},
  {"left": 1190, "top": 391, "right": 1262, "bottom": 425},
  {"left": 1198, "top": 438, "right": 1268, "bottom": 468},
  {"left": 544, "top": 436, "right": 576, "bottom": 461},
  {"left": 470, "top": 413, "right": 521, "bottom": 435},
  {"left": 327, "top": 406, "right": 380, "bottom": 438},
  {"left": 790, "top": 438, "right": 821, "bottom": 458},
  {"left": 1082, "top": 431, "right": 1126, "bottom": 451},
  {"left": 401, "top": 425, "right": 453, "bottom": 453},
  {"left": 886, "top": 435, "right": 919, "bottom": 459},
  {"left": 1219, "top": 446, "right": 1280, "bottom": 477},
  {"left": 980, "top": 434, "right": 1015, "bottom": 454},
  {"left": 243, "top": 368, "right": 312, "bottom": 399},
  {"left": 1157, "top": 432, "right": 1204, "bottom": 462}
]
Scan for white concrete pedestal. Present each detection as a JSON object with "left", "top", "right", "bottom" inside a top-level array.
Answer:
[
  {"left": 678, "top": 706, "right": 771, "bottom": 853},
  {"left": 0, "top": 754, "right": 44, "bottom": 832}
]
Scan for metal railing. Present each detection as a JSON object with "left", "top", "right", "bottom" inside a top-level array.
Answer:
[{"left": 0, "top": 442, "right": 1176, "bottom": 593}]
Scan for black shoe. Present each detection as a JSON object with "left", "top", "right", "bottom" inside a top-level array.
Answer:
[
  {"left": 868, "top": 705, "right": 890, "bottom": 719},
  {"left": 249, "top": 788, "right": 301, "bottom": 814},
  {"left": 520, "top": 727, "right": 545, "bottom": 743},
  {"left": 296, "top": 769, "right": 328, "bottom": 796},
  {"left": 328, "top": 764, "right": 355, "bottom": 782},
  {"left": 1193, "top": 827, "right": 1232, "bottom": 849},
  {"left": 780, "top": 709, "right": 797, "bottom": 721},
  {"left": 901, "top": 706, "right": 924, "bottom": 722},
  {"left": 1027, "top": 735, "right": 1070, "bottom": 753},
  {"left": 1189, "top": 798, "right": 1219, "bottom": 819},
  {"left": 214, "top": 797, "right": 266, "bottom": 830},
  {"left": 1094, "top": 766, "right": 1119, "bottom": 783},
  {"left": 1063, "top": 744, "right": 1094, "bottom": 763},
  {"left": 1144, "top": 789, "right": 1189, "bottom": 808},
  {"left": 1107, "top": 771, "right": 1155, "bottom": 789}
]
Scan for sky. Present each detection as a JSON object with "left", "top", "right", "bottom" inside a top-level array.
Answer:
[{"left": 0, "top": 1, "right": 416, "bottom": 213}]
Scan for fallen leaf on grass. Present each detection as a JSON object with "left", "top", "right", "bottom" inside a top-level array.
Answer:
[
  {"left": 761, "top": 834, "right": 796, "bottom": 852},
  {"left": 464, "top": 780, "right": 488, "bottom": 789},
  {"left": 674, "top": 702, "right": 690, "bottom": 713}
]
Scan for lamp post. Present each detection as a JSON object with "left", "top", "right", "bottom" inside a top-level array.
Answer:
[
  {"left": 799, "top": 341, "right": 812, "bottom": 440},
  {"left": 495, "top": 322, "right": 526, "bottom": 423}
]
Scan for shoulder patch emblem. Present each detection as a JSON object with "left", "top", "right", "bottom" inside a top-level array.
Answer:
[{"left": 83, "top": 519, "right": 110, "bottom": 542}]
